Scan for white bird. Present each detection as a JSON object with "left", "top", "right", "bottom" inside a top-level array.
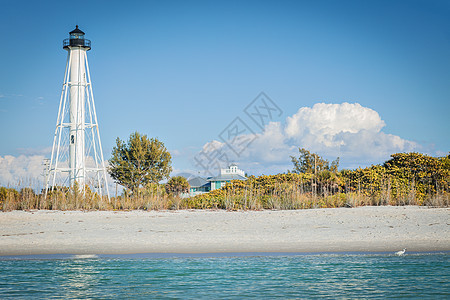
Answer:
[{"left": 395, "top": 248, "right": 406, "bottom": 256}]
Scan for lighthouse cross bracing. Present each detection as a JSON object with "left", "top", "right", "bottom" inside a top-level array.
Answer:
[{"left": 45, "top": 26, "right": 110, "bottom": 198}]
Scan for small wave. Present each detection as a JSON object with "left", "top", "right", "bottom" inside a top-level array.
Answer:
[{"left": 72, "top": 254, "right": 99, "bottom": 259}]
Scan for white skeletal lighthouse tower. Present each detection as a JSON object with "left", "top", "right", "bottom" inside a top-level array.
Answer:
[{"left": 46, "top": 26, "right": 109, "bottom": 197}]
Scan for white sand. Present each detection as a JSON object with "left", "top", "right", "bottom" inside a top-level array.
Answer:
[{"left": 0, "top": 206, "right": 448, "bottom": 255}]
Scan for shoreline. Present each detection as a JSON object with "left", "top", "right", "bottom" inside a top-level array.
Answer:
[
  {"left": 1, "top": 206, "right": 448, "bottom": 256},
  {"left": 2, "top": 250, "right": 449, "bottom": 260}
]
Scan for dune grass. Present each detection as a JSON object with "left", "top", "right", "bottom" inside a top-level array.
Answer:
[{"left": 1, "top": 180, "right": 448, "bottom": 212}]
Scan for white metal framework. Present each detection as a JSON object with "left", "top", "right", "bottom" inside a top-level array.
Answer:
[{"left": 45, "top": 27, "right": 109, "bottom": 199}]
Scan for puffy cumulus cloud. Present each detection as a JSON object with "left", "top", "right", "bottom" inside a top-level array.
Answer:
[
  {"left": 202, "top": 140, "right": 225, "bottom": 153},
  {"left": 238, "top": 122, "right": 296, "bottom": 163},
  {"left": 196, "top": 102, "right": 419, "bottom": 175},
  {"left": 0, "top": 155, "right": 46, "bottom": 187},
  {"left": 194, "top": 123, "right": 296, "bottom": 176},
  {"left": 286, "top": 103, "right": 385, "bottom": 146},
  {"left": 285, "top": 103, "right": 417, "bottom": 159}
]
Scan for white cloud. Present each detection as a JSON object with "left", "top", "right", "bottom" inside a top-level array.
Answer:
[
  {"left": 195, "top": 102, "right": 419, "bottom": 175},
  {"left": 286, "top": 103, "right": 385, "bottom": 145},
  {"left": 202, "top": 140, "right": 225, "bottom": 153},
  {"left": 0, "top": 155, "right": 46, "bottom": 188},
  {"left": 0, "top": 154, "right": 116, "bottom": 193},
  {"left": 284, "top": 102, "right": 417, "bottom": 158},
  {"left": 238, "top": 122, "right": 296, "bottom": 163}
]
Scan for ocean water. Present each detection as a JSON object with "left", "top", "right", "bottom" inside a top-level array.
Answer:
[{"left": 0, "top": 252, "right": 448, "bottom": 299}]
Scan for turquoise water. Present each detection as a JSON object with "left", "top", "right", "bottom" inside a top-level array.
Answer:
[{"left": 0, "top": 253, "right": 448, "bottom": 299}]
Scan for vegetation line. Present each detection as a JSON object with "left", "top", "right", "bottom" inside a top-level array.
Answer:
[{"left": 1, "top": 151, "right": 448, "bottom": 211}]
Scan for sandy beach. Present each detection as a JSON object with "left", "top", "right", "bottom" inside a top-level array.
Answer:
[{"left": 0, "top": 206, "right": 448, "bottom": 256}]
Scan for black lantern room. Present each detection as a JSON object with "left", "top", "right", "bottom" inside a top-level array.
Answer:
[{"left": 63, "top": 25, "right": 91, "bottom": 50}]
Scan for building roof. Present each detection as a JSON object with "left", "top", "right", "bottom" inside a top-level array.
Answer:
[
  {"left": 188, "top": 176, "right": 209, "bottom": 188},
  {"left": 207, "top": 174, "right": 247, "bottom": 182}
]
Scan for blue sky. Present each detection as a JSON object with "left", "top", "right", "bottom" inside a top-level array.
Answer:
[{"left": 0, "top": 0, "right": 449, "bottom": 187}]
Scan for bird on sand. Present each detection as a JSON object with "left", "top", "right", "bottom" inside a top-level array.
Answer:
[{"left": 395, "top": 248, "right": 406, "bottom": 256}]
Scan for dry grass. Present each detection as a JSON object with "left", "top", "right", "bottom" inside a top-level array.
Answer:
[{"left": 1, "top": 184, "right": 449, "bottom": 212}]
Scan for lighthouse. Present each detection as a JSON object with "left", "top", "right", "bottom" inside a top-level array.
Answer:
[{"left": 45, "top": 26, "right": 109, "bottom": 198}]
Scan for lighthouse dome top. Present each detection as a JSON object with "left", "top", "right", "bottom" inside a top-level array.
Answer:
[
  {"left": 63, "top": 25, "right": 91, "bottom": 51},
  {"left": 69, "top": 25, "right": 85, "bottom": 36}
]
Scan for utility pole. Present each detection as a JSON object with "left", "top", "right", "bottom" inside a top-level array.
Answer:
[{"left": 314, "top": 154, "right": 317, "bottom": 197}]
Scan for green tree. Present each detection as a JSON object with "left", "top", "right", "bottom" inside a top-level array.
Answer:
[
  {"left": 108, "top": 132, "right": 172, "bottom": 192},
  {"left": 290, "top": 148, "right": 340, "bottom": 197},
  {"left": 290, "top": 148, "right": 339, "bottom": 174},
  {"left": 383, "top": 152, "right": 449, "bottom": 197},
  {"left": 165, "top": 176, "right": 190, "bottom": 196}
]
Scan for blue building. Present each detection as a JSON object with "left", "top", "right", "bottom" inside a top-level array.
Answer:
[
  {"left": 187, "top": 164, "right": 247, "bottom": 196},
  {"left": 188, "top": 176, "right": 211, "bottom": 196},
  {"left": 208, "top": 164, "right": 247, "bottom": 191}
]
